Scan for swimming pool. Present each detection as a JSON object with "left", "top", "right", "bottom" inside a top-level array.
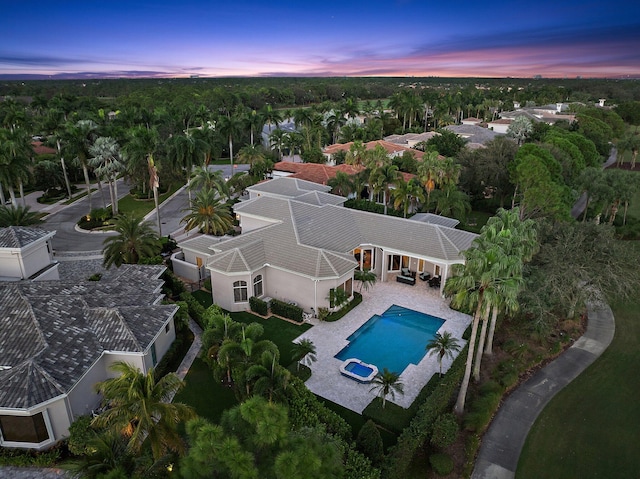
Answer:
[{"left": 335, "top": 304, "right": 445, "bottom": 374}]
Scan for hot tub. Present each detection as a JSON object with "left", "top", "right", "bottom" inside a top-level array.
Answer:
[{"left": 339, "top": 358, "right": 378, "bottom": 383}]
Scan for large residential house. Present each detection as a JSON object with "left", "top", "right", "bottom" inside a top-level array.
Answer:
[
  {"left": 176, "top": 177, "right": 477, "bottom": 314},
  {"left": 0, "top": 231, "right": 177, "bottom": 450},
  {"left": 322, "top": 139, "right": 425, "bottom": 164}
]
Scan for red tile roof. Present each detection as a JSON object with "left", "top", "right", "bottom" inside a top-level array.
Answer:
[
  {"left": 323, "top": 140, "right": 424, "bottom": 160},
  {"left": 273, "top": 161, "right": 415, "bottom": 186},
  {"left": 31, "top": 141, "right": 56, "bottom": 155}
]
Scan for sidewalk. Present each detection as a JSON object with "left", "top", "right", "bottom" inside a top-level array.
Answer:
[{"left": 471, "top": 302, "right": 615, "bottom": 479}]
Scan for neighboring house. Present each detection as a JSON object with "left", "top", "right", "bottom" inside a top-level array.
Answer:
[
  {"left": 31, "top": 141, "right": 56, "bottom": 156},
  {"left": 261, "top": 118, "right": 297, "bottom": 150},
  {"left": 0, "top": 263, "right": 177, "bottom": 450},
  {"left": 444, "top": 124, "right": 501, "bottom": 147},
  {"left": 384, "top": 132, "right": 439, "bottom": 148},
  {"left": 322, "top": 139, "right": 425, "bottom": 164},
  {"left": 178, "top": 177, "right": 477, "bottom": 314},
  {"left": 461, "top": 117, "right": 483, "bottom": 126},
  {"left": 0, "top": 227, "right": 59, "bottom": 281},
  {"left": 499, "top": 104, "right": 576, "bottom": 125},
  {"left": 486, "top": 118, "right": 513, "bottom": 134}
]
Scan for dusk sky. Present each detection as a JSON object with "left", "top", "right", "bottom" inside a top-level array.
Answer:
[{"left": 1, "top": 0, "right": 639, "bottom": 79}]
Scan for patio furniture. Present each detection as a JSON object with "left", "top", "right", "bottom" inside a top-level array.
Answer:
[
  {"left": 397, "top": 274, "right": 416, "bottom": 286},
  {"left": 419, "top": 272, "right": 431, "bottom": 281},
  {"left": 428, "top": 276, "right": 441, "bottom": 288}
]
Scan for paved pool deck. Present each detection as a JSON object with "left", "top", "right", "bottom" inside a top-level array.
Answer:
[{"left": 298, "top": 280, "right": 472, "bottom": 413}]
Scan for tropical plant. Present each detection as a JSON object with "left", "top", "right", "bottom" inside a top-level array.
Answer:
[
  {"left": 246, "top": 350, "right": 291, "bottom": 402},
  {"left": 62, "top": 119, "right": 98, "bottom": 212},
  {"left": 181, "top": 187, "right": 233, "bottom": 235},
  {"left": 0, "top": 127, "right": 32, "bottom": 206},
  {"left": 92, "top": 361, "right": 195, "bottom": 461},
  {"left": 327, "top": 171, "right": 354, "bottom": 197},
  {"left": 88, "top": 137, "right": 124, "bottom": 216},
  {"left": 426, "top": 331, "right": 461, "bottom": 377},
  {"left": 369, "top": 163, "right": 400, "bottom": 215},
  {"left": 217, "top": 114, "right": 244, "bottom": 168},
  {"left": 0, "top": 204, "right": 42, "bottom": 227},
  {"left": 188, "top": 166, "right": 230, "bottom": 199},
  {"left": 354, "top": 268, "right": 377, "bottom": 293},
  {"left": 102, "top": 213, "right": 160, "bottom": 268},
  {"left": 369, "top": 368, "right": 404, "bottom": 408},
  {"left": 290, "top": 338, "right": 317, "bottom": 371}
]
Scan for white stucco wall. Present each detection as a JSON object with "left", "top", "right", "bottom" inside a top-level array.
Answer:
[
  {"left": 210, "top": 271, "right": 252, "bottom": 312},
  {"left": 21, "top": 242, "right": 53, "bottom": 278}
]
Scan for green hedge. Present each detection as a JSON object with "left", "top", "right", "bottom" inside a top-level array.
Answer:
[
  {"left": 249, "top": 296, "right": 268, "bottom": 316},
  {"left": 179, "top": 291, "right": 207, "bottom": 329},
  {"left": 382, "top": 344, "right": 468, "bottom": 479},
  {"left": 270, "top": 298, "right": 303, "bottom": 322},
  {"left": 325, "top": 292, "right": 363, "bottom": 322}
]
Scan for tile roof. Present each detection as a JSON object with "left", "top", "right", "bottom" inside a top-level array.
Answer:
[
  {"left": 207, "top": 190, "right": 477, "bottom": 279},
  {"left": 0, "top": 265, "right": 176, "bottom": 409},
  {"left": 247, "top": 177, "right": 330, "bottom": 198},
  {"left": 323, "top": 140, "right": 425, "bottom": 159},
  {"left": 444, "top": 125, "right": 501, "bottom": 145},
  {"left": 0, "top": 227, "right": 54, "bottom": 249},
  {"left": 31, "top": 141, "right": 56, "bottom": 156}
]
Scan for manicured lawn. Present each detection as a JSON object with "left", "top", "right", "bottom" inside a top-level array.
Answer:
[
  {"left": 191, "top": 289, "right": 213, "bottom": 308},
  {"left": 230, "top": 311, "right": 312, "bottom": 365},
  {"left": 118, "top": 182, "right": 182, "bottom": 218},
  {"left": 173, "top": 357, "right": 237, "bottom": 423},
  {"left": 461, "top": 210, "right": 492, "bottom": 233},
  {"left": 516, "top": 299, "right": 640, "bottom": 478}
]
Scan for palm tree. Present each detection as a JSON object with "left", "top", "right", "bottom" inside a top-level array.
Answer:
[
  {"left": 327, "top": 171, "right": 354, "bottom": 197},
  {"left": 88, "top": 137, "right": 124, "bottom": 216},
  {"left": 391, "top": 177, "right": 413, "bottom": 218},
  {"left": 426, "top": 331, "right": 461, "bottom": 377},
  {"left": 63, "top": 120, "right": 98, "bottom": 212},
  {"left": 189, "top": 166, "right": 230, "bottom": 200},
  {"left": 418, "top": 151, "right": 442, "bottom": 210},
  {"left": 290, "top": 338, "right": 317, "bottom": 371},
  {"left": 92, "top": 362, "right": 195, "bottom": 461},
  {"left": 237, "top": 144, "right": 266, "bottom": 167},
  {"left": 217, "top": 114, "right": 244, "bottom": 169},
  {"left": 0, "top": 127, "right": 31, "bottom": 206},
  {"left": 268, "top": 128, "right": 286, "bottom": 160},
  {"left": 0, "top": 204, "right": 42, "bottom": 227},
  {"left": 167, "top": 132, "right": 207, "bottom": 194},
  {"left": 102, "top": 213, "right": 160, "bottom": 268},
  {"left": 369, "top": 163, "right": 400, "bottom": 215},
  {"left": 122, "top": 126, "right": 158, "bottom": 196},
  {"left": 354, "top": 268, "right": 377, "bottom": 293},
  {"left": 369, "top": 368, "right": 404, "bottom": 408},
  {"left": 181, "top": 187, "right": 233, "bottom": 236},
  {"left": 431, "top": 184, "right": 471, "bottom": 221},
  {"left": 246, "top": 351, "right": 291, "bottom": 402}
]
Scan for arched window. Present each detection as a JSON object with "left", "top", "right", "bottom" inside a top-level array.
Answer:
[
  {"left": 233, "top": 280, "right": 248, "bottom": 303},
  {"left": 253, "top": 275, "right": 263, "bottom": 297}
]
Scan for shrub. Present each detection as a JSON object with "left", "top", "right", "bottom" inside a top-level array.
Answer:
[
  {"left": 382, "top": 344, "right": 468, "bottom": 479},
  {"left": 344, "top": 198, "right": 403, "bottom": 217},
  {"left": 88, "top": 273, "right": 102, "bottom": 281},
  {"left": 463, "top": 382, "right": 503, "bottom": 432},
  {"left": 430, "top": 413, "right": 459, "bottom": 449},
  {"left": 429, "top": 452, "right": 454, "bottom": 476},
  {"left": 154, "top": 325, "right": 194, "bottom": 379},
  {"left": 270, "top": 298, "right": 303, "bottom": 322},
  {"left": 325, "top": 292, "right": 363, "bottom": 322},
  {"left": 317, "top": 307, "right": 330, "bottom": 321},
  {"left": 0, "top": 447, "right": 61, "bottom": 467},
  {"left": 249, "top": 296, "right": 268, "bottom": 316},
  {"left": 161, "top": 270, "right": 186, "bottom": 297},
  {"left": 179, "top": 291, "right": 207, "bottom": 329},
  {"left": 67, "top": 415, "right": 95, "bottom": 456},
  {"left": 356, "top": 420, "right": 384, "bottom": 465}
]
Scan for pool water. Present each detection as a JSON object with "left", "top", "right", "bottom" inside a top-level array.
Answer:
[
  {"left": 335, "top": 304, "right": 445, "bottom": 374},
  {"left": 345, "top": 361, "right": 375, "bottom": 377}
]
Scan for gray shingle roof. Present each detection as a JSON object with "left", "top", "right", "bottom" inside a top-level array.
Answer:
[
  {"left": 0, "top": 226, "right": 54, "bottom": 248},
  {"left": 247, "top": 177, "right": 331, "bottom": 198},
  {"left": 409, "top": 213, "right": 460, "bottom": 228},
  {"left": 206, "top": 192, "right": 478, "bottom": 279},
  {"left": 0, "top": 265, "right": 177, "bottom": 409}
]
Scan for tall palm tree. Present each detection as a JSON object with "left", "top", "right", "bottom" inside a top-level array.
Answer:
[
  {"left": 369, "top": 368, "right": 404, "bottom": 409},
  {"left": 418, "top": 151, "right": 442, "bottom": 210},
  {"left": 181, "top": 187, "right": 234, "bottom": 236},
  {"left": 391, "top": 177, "right": 413, "bottom": 218},
  {"left": 122, "top": 126, "right": 158, "bottom": 196},
  {"left": 63, "top": 119, "right": 98, "bottom": 212},
  {"left": 268, "top": 128, "right": 286, "bottom": 160},
  {"left": 0, "top": 127, "right": 31, "bottom": 206},
  {"left": 290, "top": 338, "right": 317, "bottom": 371},
  {"left": 102, "top": 213, "right": 160, "bottom": 268},
  {"left": 167, "top": 132, "right": 207, "bottom": 194},
  {"left": 88, "top": 137, "right": 124, "bottom": 216},
  {"left": 0, "top": 205, "right": 42, "bottom": 227},
  {"left": 92, "top": 362, "right": 195, "bottom": 461},
  {"left": 369, "top": 163, "right": 400, "bottom": 215},
  {"left": 217, "top": 114, "right": 244, "bottom": 169},
  {"left": 237, "top": 144, "right": 266, "bottom": 167},
  {"left": 426, "top": 331, "right": 461, "bottom": 377}
]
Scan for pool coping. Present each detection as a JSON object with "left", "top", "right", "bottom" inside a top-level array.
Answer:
[{"left": 298, "top": 281, "right": 472, "bottom": 413}]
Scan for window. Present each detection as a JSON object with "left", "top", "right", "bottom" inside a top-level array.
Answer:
[
  {"left": 233, "top": 280, "right": 248, "bottom": 303},
  {"left": 253, "top": 275, "right": 263, "bottom": 297},
  {"left": 0, "top": 413, "right": 49, "bottom": 444},
  {"left": 151, "top": 343, "right": 157, "bottom": 366},
  {"left": 388, "top": 254, "right": 401, "bottom": 271}
]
